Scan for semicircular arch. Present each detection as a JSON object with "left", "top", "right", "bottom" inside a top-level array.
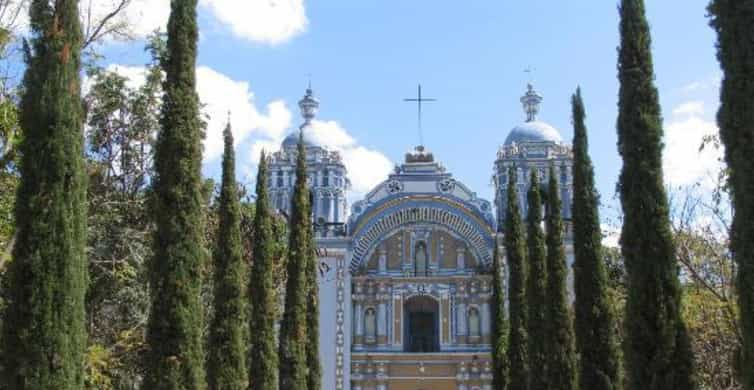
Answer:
[{"left": 349, "top": 196, "right": 495, "bottom": 272}]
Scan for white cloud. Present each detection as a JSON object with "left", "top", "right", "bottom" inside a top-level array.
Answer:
[
  {"left": 195, "top": 66, "right": 292, "bottom": 161},
  {"left": 14, "top": 0, "right": 306, "bottom": 45},
  {"left": 672, "top": 101, "right": 705, "bottom": 117},
  {"left": 115, "top": 0, "right": 170, "bottom": 38},
  {"left": 663, "top": 101, "right": 723, "bottom": 188},
  {"left": 680, "top": 73, "right": 722, "bottom": 94},
  {"left": 199, "top": 0, "right": 307, "bottom": 45},
  {"left": 307, "top": 120, "right": 393, "bottom": 194},
  {"left": 97, "top": 64, "right": 392, "bottom": 197},
  {"left": 103, "top": 64, "right": 293, "bottom": 163}
]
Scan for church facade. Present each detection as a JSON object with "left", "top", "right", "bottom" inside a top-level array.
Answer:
[{"left": 268, "top": 84, "right": 574, "bottom": 390}]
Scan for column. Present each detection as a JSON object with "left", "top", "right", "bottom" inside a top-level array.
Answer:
[
  {"left": 329, "top": 194, "right": 336, "bottom": 223},
  {"left": 354, "top": 302, "right": 363, "bottom": 340},
  {"left": 456, "top": 302, "right": 467, "bottom": 341},
  {"left": 378, "top": 249, "right": 387, "bottom": 274},
  {"left": 481, "top": 301, "right": 491, "bottom": 338},
  {"left": 456, "top": 247, "right": 466, "bottom": 270},
  {"left": 377, "top": 301, "right": 387, "bottom": 341}
]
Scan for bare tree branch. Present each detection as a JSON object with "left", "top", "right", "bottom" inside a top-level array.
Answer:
[{"left": 82, "top": 0, "right": 131, "bottom": 49}]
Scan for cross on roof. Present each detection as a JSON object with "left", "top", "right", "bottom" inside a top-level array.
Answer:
[{"left": 403, "top": 84, "right": 437, "bottom": 147}]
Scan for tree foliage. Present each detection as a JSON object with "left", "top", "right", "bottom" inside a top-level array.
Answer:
[
  {"left": 708, "top": 1, "right": 754, "bottom": 388},
  {"left": 1, "top": 0, "right": 88, "bottom": 388},
  {"left": 571, "top": 88, "right": 622, "bottom": 390},
  {"left": 143, "top": 0, "right": 207, "bottom": 387},
  {"left": 617, "top": 2, "right": 697, "bottom": 388},
  {"left": 490, "top": 232, "right": 508, "bottom": 390},
  {"left": 525, "top": 170, "right": 548, "bottom": 390},
  {"left": 278, "top": 134, "right": 312, "bottom": 390},
  {"left": 207, "top": 123, "right": 247, "bottom": 390},
  {"left": 248, "top": 151, "right": 279, "bottom": 390},
  {"left": 544, "top": 165, "right": 577, "bottom": 389},
  {"left": 505, "top": 167, "right": 528, "bottom": 390}
]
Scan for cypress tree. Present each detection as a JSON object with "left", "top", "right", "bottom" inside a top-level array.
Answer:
[
  {"left": 525, "top": 170, "right": 548, "bottom": 390},
  {"left": 0, "top": 1, "right": 88, "bottom": 388},
  {"left": 544, "top": 165, "right": 577, "bottom": 390},
  {"left": 248, "top": 150, "right": 279, "bottom": 390},
  {"left": 491, "top": 231, "right": 509, "bottom": 390},
  {"left": 305, "top": 221, "right": 321, "bottom": 390},
  {"left": 617, "top": 1, "right": 697, "bottom": 388},
  {"left": 708, "top": 2, "right": 754, "bottom": 388},
  {"left": 143, "top": 0, "right": 207, "bottom": 388},
  {"left": 207, "top": 123, "right": 248, "bottom": 390},
  {"left": 278, "top": 133, "right": 311, "bottom": 390},
  {"left": 505, "top": 167, "right": 529, "bottom": 390},
  {"left": 570, "top": 88, "right": 621, "bottom": 390}
]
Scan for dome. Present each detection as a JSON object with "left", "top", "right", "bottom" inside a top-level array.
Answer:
[
  {"left": 504, "top": 121, "right": 562, "bottom": 145},
  {"left": 281, "top": 129, "right": 319, "bottom": 148}
]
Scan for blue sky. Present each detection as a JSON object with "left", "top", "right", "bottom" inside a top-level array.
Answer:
[{"left": 93, "top": 0, "right": 723, "bottom": 222}]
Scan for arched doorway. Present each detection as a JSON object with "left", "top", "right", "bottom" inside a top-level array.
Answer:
[{"left": 404, "top": 296, "right": 440, "bottom": 352}]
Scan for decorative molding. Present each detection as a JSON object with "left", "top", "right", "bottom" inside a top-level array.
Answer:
[{"left": 335, "top": 256, "right": 346, "bottom": 390}]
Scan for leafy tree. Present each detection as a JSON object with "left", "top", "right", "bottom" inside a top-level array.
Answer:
[
  {"left": 544, "top": 165, "right": 577, "bottom": 389},
  {"left": 570, "top": 88, "right": 621, "bottom": 390},
  {"left": 525, "top": 170, "right": 548, "bottom": 390},
  {"left": 616, "top": 1, "right": 697, "bottom": 388},
  {"left": 249, "top": 151, "right": 279, "bottom": 390},
  {"left": 505, "top": 167, "right": 528, "bottom": 390},
  {"left": 490, "top": 231, "right": 509, "bottom": 390},
  {"left": 1, "top": 0, "right": 89, "bottom": 388},
  {"left": 207, "top": 123, "right": 247, "bottom": 390},
  {"left": 143, "top": 0, "right": 208, "bottom": 388},
  {"left": 669, "top": 181, "right": 741, "bottom": 389},
  {"left": 708, "top": 2, "right": 754, "bottom": 388},
  {"left": 278, "top": 133, "right": 311, "bottom": 390}
]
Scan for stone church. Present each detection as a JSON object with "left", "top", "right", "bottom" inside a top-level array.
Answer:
[{"left": 267, "top": 84, "right": 574, "bottom": 390}]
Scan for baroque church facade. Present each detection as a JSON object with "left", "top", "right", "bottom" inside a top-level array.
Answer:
[{"left": 268, "top": 84, "right": 574, "bottom": 390}]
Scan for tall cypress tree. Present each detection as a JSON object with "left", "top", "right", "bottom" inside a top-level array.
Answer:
[
  {"left": 525, "top": 170, "right": 548, "bottom": 390},
  {"left": 207, "top": 124, "right": 248, "bottom": 390},
  {"left": 617, "top": 1, "right": 696, "bottom": 388},
  {"left": 491, "top": 231, "right": 509, "bottom": 390},
  {"left": 0, "top": 1, "right": 88, "bottom": 388},
  {"left": 305, "top": 221, "right": 321, "bottom": 390},
  {"left": 505, "top": 167, "right": 529, "bottom": 390},
  {"left": 143, "top": 0, "right": 207, "bottom": 388},
  {"left": 278, "top": 133, "right": 311, "bottom": 390},
  {"left": 544, "top": 165, "right": 577, "bottom": 390},
  {"left": 570, "top": 88, "right": 621, "bottom": 390},
  {"left": 708, "top": 2, "right": 754, "bottom": 388},
  {"left": 249, "top": 151, "right": 279, "bottom": 390}
]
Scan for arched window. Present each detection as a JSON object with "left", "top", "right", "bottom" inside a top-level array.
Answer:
[
  {"left": 468, "top": 307, "right": 481, "bottom": 338},
  {"left": 364, "top": 308, "right": 377, "bottom": 342},
  {"left": 414, "top": 242, "right": 428, "bottom": 277}
]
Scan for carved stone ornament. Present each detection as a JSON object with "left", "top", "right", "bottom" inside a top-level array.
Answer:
[
  {"left": 437, "top": 178, "right": 456, "bottom": 193},
  {"left": 386, "top": 179, "right": 404, "bottom": 194}
]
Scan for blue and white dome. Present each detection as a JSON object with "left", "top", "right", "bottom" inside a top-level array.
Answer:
[
  {"left": 281, "top": 130, "right": 319, "bottom": 148},
  {"left": 505, "top": 121, "right": 562, "bottom": 145}
]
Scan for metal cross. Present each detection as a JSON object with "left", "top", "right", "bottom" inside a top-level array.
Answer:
[{"left": 403, "top": 84, "right": 436, "bottom": 147}]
